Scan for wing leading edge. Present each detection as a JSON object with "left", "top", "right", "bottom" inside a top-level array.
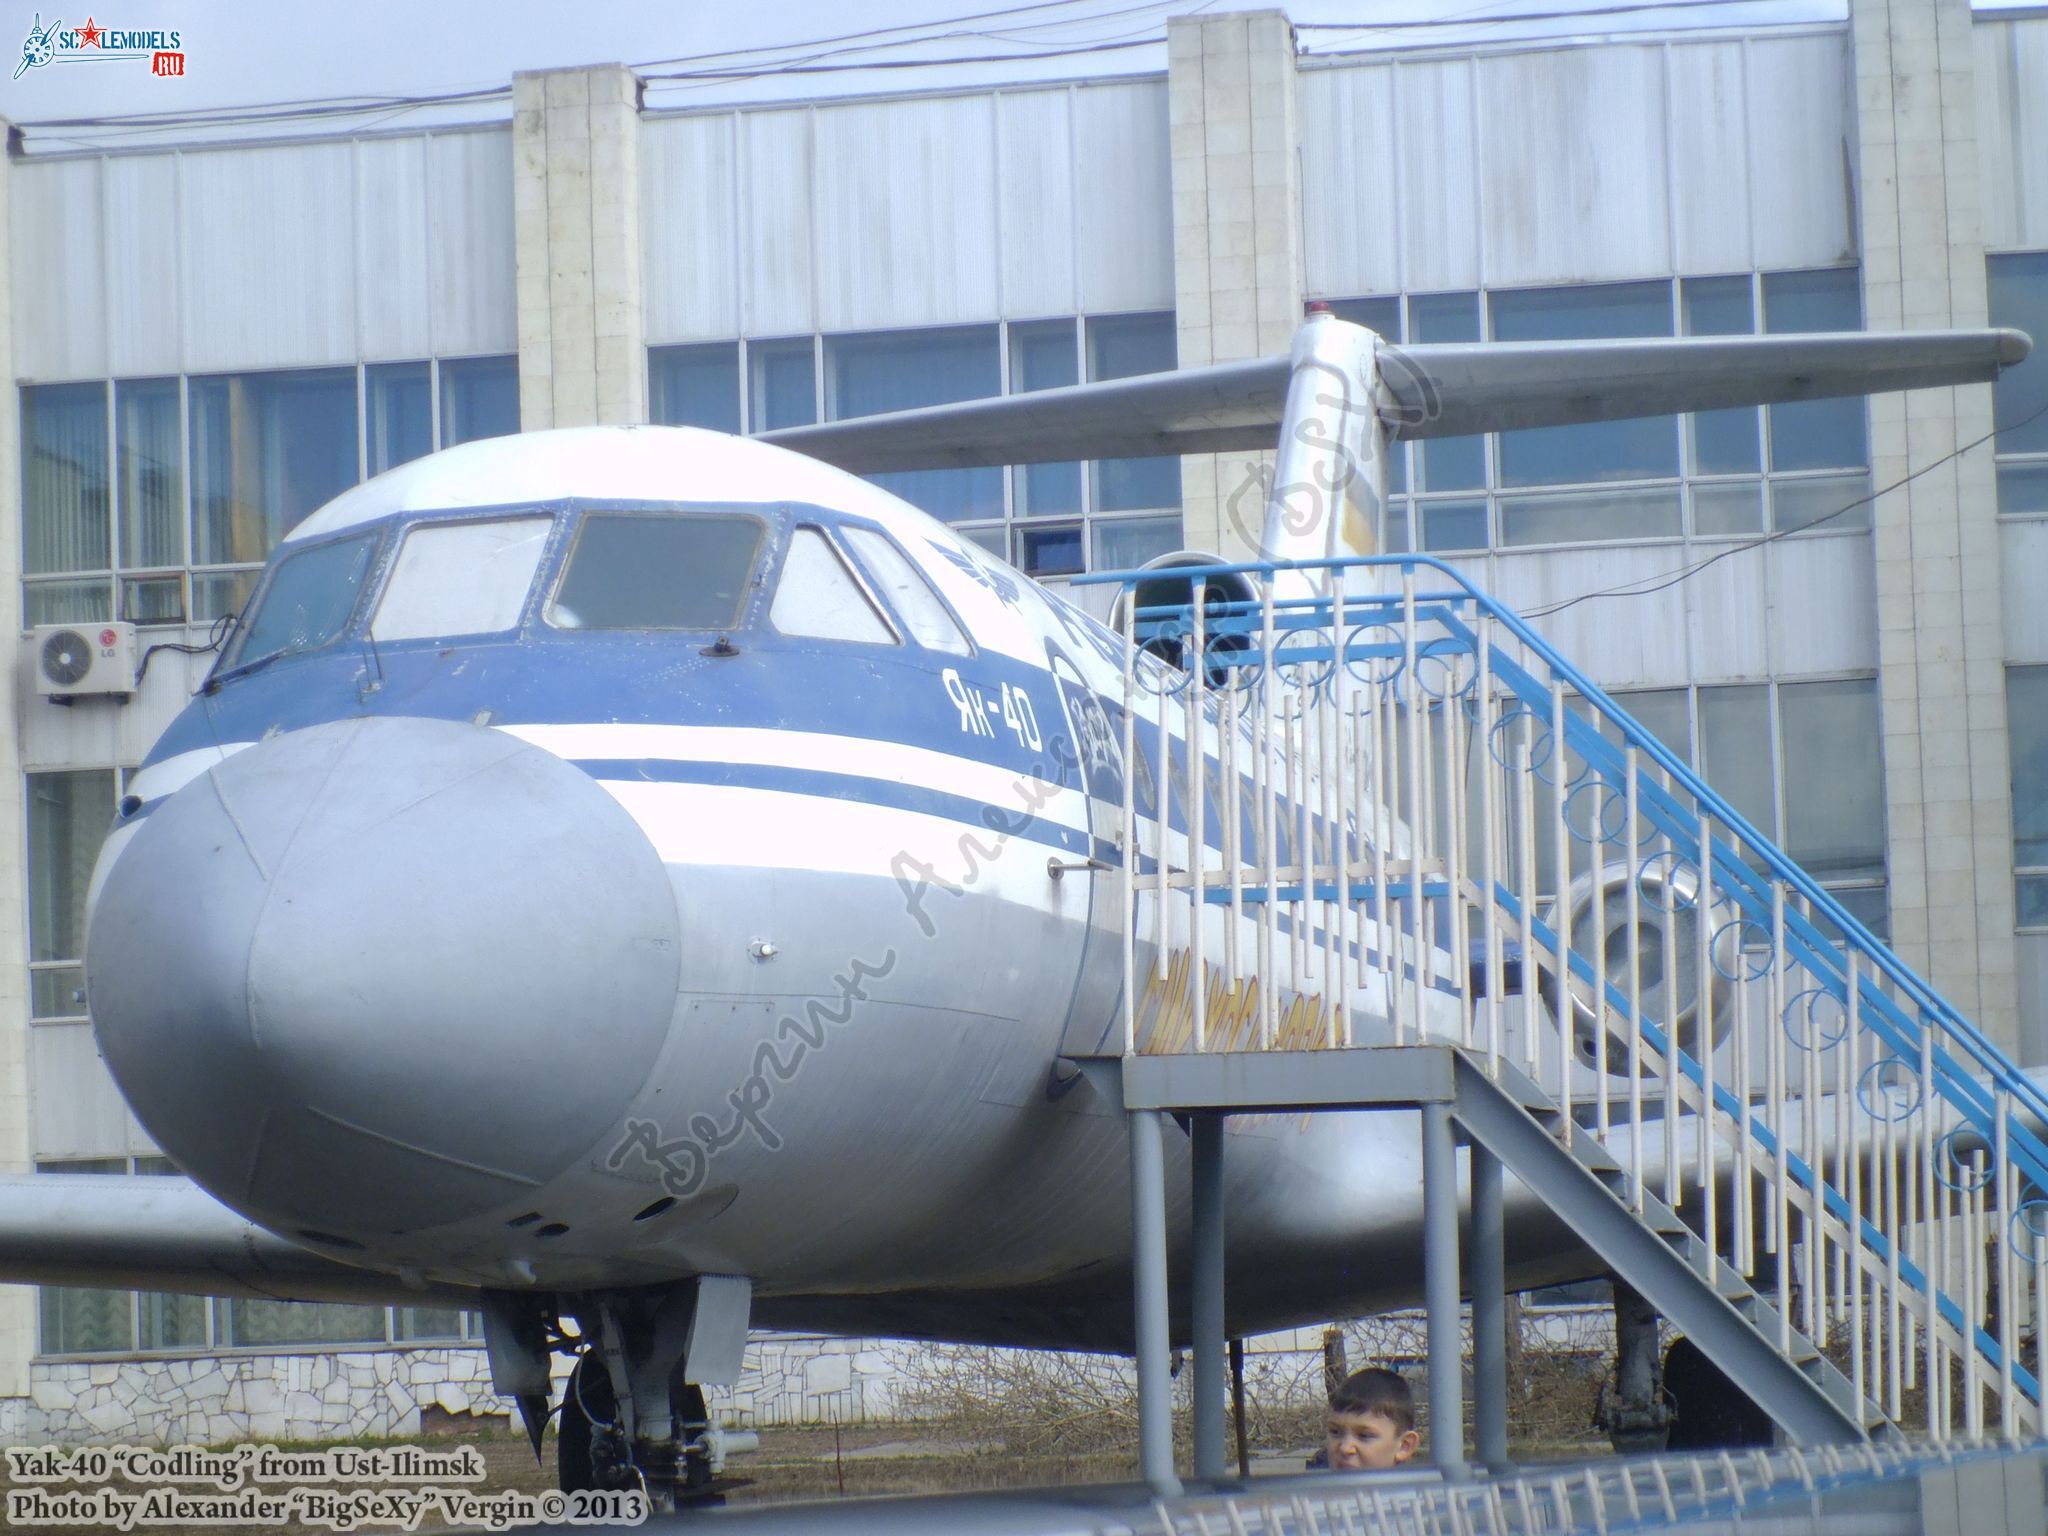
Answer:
[
  {"left": 759, "top": 327, "right": 2030, "bottom": 474},
  {"left": 0, "top": 1174, "right": 468, "bottom": 1305}
]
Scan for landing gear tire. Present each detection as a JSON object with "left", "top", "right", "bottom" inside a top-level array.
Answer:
[{"left": 558, "top": 1351, "right": 627, "bottom": 1494}]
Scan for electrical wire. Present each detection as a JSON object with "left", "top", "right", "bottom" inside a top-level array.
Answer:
[
  {"left": 1295, "top": 0, "right": 1831, "bottom": 44},
  {"left": 640, "top": 36, "right": 1161, "bottom": 84},
  {"left": 16, "top": 84, "right": 513, "bottom": 134},
  {"left": 12, "top": 0, "right": 1833, "bottom": 143},
  {"left": 13, "top": 1, "right": 1185, "bottom": 139},
  {"left": 1518, "top": 396, "right": 2048, "bottom": 621},
  {"left": 629, "top": 0, "right": 1187, "bottom": 69}
]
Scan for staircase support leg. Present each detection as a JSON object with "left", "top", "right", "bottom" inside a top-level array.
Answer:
[
  {"left": 1422, "top": 1102, "right": 1468, "bottom": 1476},
  {"left": 1129, "top": 1107, "right": 1182, "bottom": 1497},
  {"left": 1191, "top": 1113, "right": 1229, "bottom": 1482},
  {"left": 1471, "top": 1140, "right": 1510, "bottom": 1470}
]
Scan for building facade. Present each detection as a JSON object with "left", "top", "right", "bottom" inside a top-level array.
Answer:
[{"left": 3, "top": 0, "right": 2045, "bottom": 1439}]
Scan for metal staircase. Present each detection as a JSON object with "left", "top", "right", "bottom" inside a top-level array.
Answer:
[{"left": 1071, "top": 552, "right": 2047, "bottom": 1485}]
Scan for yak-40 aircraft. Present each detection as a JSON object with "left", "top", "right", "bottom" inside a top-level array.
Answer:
[{"left": 0, "top": 315, "right": 2027, "bottom": 1502}]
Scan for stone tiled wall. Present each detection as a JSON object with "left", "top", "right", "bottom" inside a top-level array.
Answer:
[
  {"left": 0, "top": 1348, "right": 566, "bottom": 1448},
  {"left": 1170, "top": 9, "right": 1305, "bottom": 560},
  {"left": 1852, "top": 0, "right": 2019, "bottom": 1049},
  {"left": 0, "top": 1318, "right": 1616, "bottom": 1446},
  {"left": 0, "top": 1335, "right": 921, "bottom": 1446}
]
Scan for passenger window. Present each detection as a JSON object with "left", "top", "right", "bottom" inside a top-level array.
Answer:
[
  {"left": 372, "top": 517, "right": 550, "bottom": 643},
  {"left": 231, "top": 531, "right": 379, "bottom": 670},
  {"left": 548, "top": 513, "right": 763, "bottom": 630},
  {"left": 771, "top": 527, "right": 896, "bottom": 645},
  {"left": 841, "top": 527, "right": 970, "bottom": 655}
]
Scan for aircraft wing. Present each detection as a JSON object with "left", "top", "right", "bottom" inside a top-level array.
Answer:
[
  {"left": 0, "top": 1174, "right": 467, "bottom": 1305},
  {"left": 759, "top": 327, "right": 2030, "bottom": 472}
]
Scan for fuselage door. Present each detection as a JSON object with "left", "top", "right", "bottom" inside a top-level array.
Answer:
[{"left": 1049, "top": 651, "right": 1126, "bottom": 1057}]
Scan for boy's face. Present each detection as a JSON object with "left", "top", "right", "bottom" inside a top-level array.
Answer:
[{"left": 1325, "top": 1409, "right": 1420, "bottom": 1471}]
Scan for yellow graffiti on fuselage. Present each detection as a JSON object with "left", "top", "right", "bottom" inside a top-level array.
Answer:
[{"left": 1135, "top": 947, "right": 1339, "bottom": 1054}]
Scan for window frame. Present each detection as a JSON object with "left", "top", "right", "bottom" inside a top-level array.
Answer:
[
  {"left": 19, "top": 355, "right": 517, "bottom": 631},
  {"left": 1346, "top": 268, "right": 1873, "bottom": 558},
  {"left": 835, "top": 520, "right": 976, "bottom": 657},
  {"left": 214, "top": 525, "right": 390, "bottom": 679},
  {"left": 767, "top": 521, "right": 901, "bottom": 648},
  {"left": 1988, "top": 248, "right": 2048, "bottom": 518},
  {"left": 542, "top": 507, "right": 772, "bottom": 635},
  {"left": 368, "top": 511, "right": 559, "bottom": 647},
  {"left": 644, "top": 312, "right": 1186, "bottom": 585}
]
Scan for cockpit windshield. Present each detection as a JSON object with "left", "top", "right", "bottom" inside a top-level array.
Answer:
[
  {"left": 547, "top": 513, "right": 765, "bottom": 630},
  {"left": 372, "top": 517, "right": 551, "bottom": 643},
  {"left": 226, "top": 531, "right": 380, "bottom": 673}
]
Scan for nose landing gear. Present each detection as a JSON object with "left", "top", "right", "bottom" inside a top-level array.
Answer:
[
  {"left": 557, "top": 1350, "right": 718, "bottom": 1507},
  {"left": 564, "top": 1279, "right": 752, "bottom": 1513},
  {"left": 482, "top": 1277, "right": 753, "bottom": 1516}
]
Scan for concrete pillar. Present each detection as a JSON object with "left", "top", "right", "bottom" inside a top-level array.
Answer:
[
  {"left": 512, "top": 65, "right": 646, "bottom": 432},
  {"left": 0, "top": 122, "right": 37, "bottom": 1396},
  {"left": 1850, "top": 0, "right": 2018, "bottom": 1048},
  {"left": 1168, "top": 11, "right": 1304, "bottom": 560}
]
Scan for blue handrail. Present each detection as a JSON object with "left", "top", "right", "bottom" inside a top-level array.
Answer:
[{"left": 1085, "top": 552, "right": 2048, "bottom": 1137}]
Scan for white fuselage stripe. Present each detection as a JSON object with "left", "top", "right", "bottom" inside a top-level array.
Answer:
[
  {"left": 598, "top": 779, "right": 1061, "bottom": 896},
  {"left": 125, "top": 742, "right": 254, "bottom": 805},
  {"left": 501, "top": 722, "right": 1086, "bottom": 832}
]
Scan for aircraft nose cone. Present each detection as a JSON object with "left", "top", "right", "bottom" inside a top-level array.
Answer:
[{"left": 86, "top": 717, "right": 681, "bottom": 1235}]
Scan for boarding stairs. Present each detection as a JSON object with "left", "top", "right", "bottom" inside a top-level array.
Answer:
[{"left": 1070, "top": 553, "right": 2048, "bottom": 1485}]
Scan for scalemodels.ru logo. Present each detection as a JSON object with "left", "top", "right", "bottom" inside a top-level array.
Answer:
[{"left": 15, "top": 13, "right": 186, "bottom": 80}]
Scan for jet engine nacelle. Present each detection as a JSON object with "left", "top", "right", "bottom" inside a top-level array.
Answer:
[{"left": 1543, "top": 858, "right": 1739, "bottom": 1076}]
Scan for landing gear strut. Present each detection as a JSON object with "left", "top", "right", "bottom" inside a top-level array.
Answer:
[
  {"left": 1595, "top": 1280, "right": 1673, "bottom": 1453},
  {"left": 557, "top": 1349, "right": 716, "bottom": 1506},
  {"left": 560, "top": 1277, "right": 752, "bottom": 1514},
  {"left": 481, "top": 1276, "right": 752, "bottom": 1516}
]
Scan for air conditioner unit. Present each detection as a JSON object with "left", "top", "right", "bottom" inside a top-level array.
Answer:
[{"left": 32, "top": 623, "right": 137, "bottom": 700}]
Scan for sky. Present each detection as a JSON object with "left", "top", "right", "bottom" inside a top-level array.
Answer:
[{"left": 0, "top": 0, "right": 2029, "bottom": 155}]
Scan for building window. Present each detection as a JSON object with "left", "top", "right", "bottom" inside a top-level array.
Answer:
[
  {"left": 1325, "top": 269, "right": 1871, "bottom": 555},
  {"left": 2011, "top": 666, "right": 2048, "bottom": 929},
  {"left": 20, "top": 383, "right": 111, "bottom": 624},
  {"left": 648, "top": 312, "right": 1185, "bottom": 581},
  {"left": 27, "top": 769, "right": 116, "bottom": 1022},
  {"left": 1989, "top": 252, "right": 2048, "bottom": 516},
  {"left": 1610, "top": 678, "right": 1889, "bottom": 936},
  {"left": 189, "top": 368, "right": 360, "bottom": 570},
  {"left": 19, "top": 356, "right": 518, "bottom": 628},
  {"left": 827, "top": 325, "right": 1003, "bottom": 526},
  {"left": 649, "top": 344, "right": 741, "bottom": 436},
  {"left": 439, "top": 355, "right": 519, "bottom": 450},
  {"left": 367, "top": 362, "right": 432, "bottom": 477}
]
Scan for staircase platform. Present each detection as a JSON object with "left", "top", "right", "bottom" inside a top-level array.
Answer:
[{"left": 1076, "top": 1043, "right": 1881, "bottom": 1494}]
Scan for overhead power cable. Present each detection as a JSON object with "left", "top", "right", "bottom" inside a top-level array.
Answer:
[
  {"left": 1296, "top": 0, "right": 1831, "bottom": 44},
  {"left": 1519, "top": 397, "right": 2048, "bottom": 621},
  {"left": 640, "top": 36, "right": 1161, "bottom": 83},
  {"left": 630, "top": 0, "right": 1186, "bottom": 69}
]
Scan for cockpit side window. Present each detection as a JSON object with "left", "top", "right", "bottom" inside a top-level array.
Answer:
[
  {"left": 372, "top": 517, "right": 551, "bottom": 643},
  {"left": 229, "top": 531, "right": 381, "bottom": 671},
  {"left": 841, "top": 526, "right": 971, "bottom": 655},
  {"left": 770, "top": 526, "right": 897, "bottom": 645},
  {"left": 547, "top": 512, "right": 764, "bottom": 631}
]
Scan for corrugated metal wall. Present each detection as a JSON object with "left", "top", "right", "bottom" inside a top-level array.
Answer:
[
  {"left": 1299, "top": 31, "right": 1856, "bottom": 297},
  {"left": 10, "top": 128, "right": 515, "bottom": 383},
  {"left": 1976, "top": 16, "right": 2048, "bottom": 254},
  {"left": 639, "top": 79, "right": 1174, "bottom": 344}
]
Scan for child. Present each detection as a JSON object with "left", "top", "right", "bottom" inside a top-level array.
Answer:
[{"left": 1324, "top": 1366, "right": 1422, "bottom": 1471}]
